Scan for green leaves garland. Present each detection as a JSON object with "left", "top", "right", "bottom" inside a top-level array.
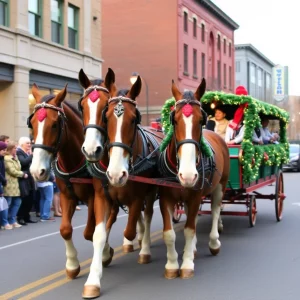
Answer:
[
  {"left": 160, "top": 97, "right": 213, "bottom": 157},
  {"left": 201, "top": 91, "right": 290, "bottom": 183}
]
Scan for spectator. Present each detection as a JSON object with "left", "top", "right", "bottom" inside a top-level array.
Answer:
[
  {"left": 0, "top": 135, "right": 10, "bottom": 143},
  {"left": 0, "top": 141, "right": 10, "bottom": 229},
  {"left": 3, "top": 142, "right": 28, "bottom": 228},
  {"left": 16, "top": 137, "right": 37, "bottom": 225},
  {"left": 260, "top": 118, "right": 279, "bottom": 144}
]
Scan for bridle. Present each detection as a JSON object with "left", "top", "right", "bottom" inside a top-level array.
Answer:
[
  {"left": 106, "top": 96, "right": 142, "bottom": 166},
  {"left": 170, "top": 99, "right": 207, "bottom": 163},
  {"left": 27, "top": 98, "right": 67, "bottom": 156},
  {"left": 77, "top": 85, "right": 110, "bottom": 137}
]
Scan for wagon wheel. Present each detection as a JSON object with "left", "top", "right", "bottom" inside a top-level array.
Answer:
[
  {"left": 275, "top": 170, "right": 285, "bottom": 222},
  {"left": 172, "top": 203, "right": 184, "bottom": 223},
  {"left": 248, "top": 195, "right": 257, "bottom": 227}
]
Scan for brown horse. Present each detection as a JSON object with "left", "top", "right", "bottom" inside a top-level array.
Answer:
[
  {"left": 158, "top": 79, "right": 230, "bottom": 279},
  {"left": 28, "top": 85, "right": 98, "bottom": 280},
  {"left": 78, "top": 68, "right": 161, "bottom": 298}
]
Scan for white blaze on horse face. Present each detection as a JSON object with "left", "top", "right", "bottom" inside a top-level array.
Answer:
[
  {"left": 30, "top": 120, "right": 53, "bottom": 181},
  {"left": 106, "top": 114, "right": 129, "bottom": 186},
  {"left": 82, "top": 98, "right": 105, "bottom": 158},
  {"left": 178, "top": 115, "right": 198, "bottom": 187}
]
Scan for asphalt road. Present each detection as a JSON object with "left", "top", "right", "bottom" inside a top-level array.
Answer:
[{"left": 0, "top": 171, "right": 299, "bottom": 300}]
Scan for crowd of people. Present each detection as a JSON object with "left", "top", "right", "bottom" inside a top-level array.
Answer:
[
  {"left": 206, "top": 86, "right": 280, "bottom": 145},
  {"left": 0, "top": 134, "right": 81, "bottom": 230}
]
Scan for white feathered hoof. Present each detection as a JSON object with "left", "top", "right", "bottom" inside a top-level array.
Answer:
[
  {"left": 164, "top": 269, "right": 179, "bottom": 279},
  {"left": 209, "top": 247, "right": 220, "bottom": 256},
  {"left": 138, "top": 254, "right": 151, "bottom": 264},
  {"left": 180, "top": 269, "right": 194, "bottom": 279},
  {"left": 82, "top": 285, "right": 100, "bottom": 299},
  {"left": 66, "top": 266, "right": 80, "bottom": 279}
]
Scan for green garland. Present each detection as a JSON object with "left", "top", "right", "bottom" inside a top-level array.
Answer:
[
  {"left": 160, "top": 97, "right": 213, "bottom": 157},
  {"left": 201, "top": 92, "right": 290, "bottom": 183}
]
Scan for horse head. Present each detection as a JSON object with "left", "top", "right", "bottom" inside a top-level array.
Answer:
[
  {"left": 105, "top": 76, "right": 142, "bottom": 187},
  {"left": 29, "top": 84, "right": 68, "bottom": 181},
  {"left": 78, "top": 68, "right": 114, "bottom": 162},
  {"left": 171, "top": 78, "right": 207, "bottom": 188}
]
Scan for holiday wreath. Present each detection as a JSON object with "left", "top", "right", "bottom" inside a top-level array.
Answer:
[{"left": 160, "top": 92, "right": 289, "bottom": 184}]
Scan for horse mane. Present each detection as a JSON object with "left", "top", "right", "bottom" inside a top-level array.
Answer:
[{"left": 182, "top": 90, "right": 195, "bottom": 101}]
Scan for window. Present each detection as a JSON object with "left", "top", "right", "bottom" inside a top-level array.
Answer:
[
  {"left": 183, "top": 11, "right": 188, "bottom": 32},
  {"left": 68, "top": 4, "right": 79, "bottom": 49},
  {"left": 0, "top": 0, "right": 8, "bottom": 26},
  {"left": 217, "top": 35, "right": 221, "bottom": 50},
  {"left": 223, "top": 63, "right": 226, "bottom": 88},
  {"left": 250, "top": 63, "right": 256, "bottom": 96},
  {"left": 217, "top": 60, "right": 221, "bottom": 89},
  {"left": 250, "top": 64, "right": 256, "bottom": 84},
  {"left": 201, "top": 53, "right": 205, "bottom": 78},
  {"left": 223, "top": 39, "right": 226, "bottom": 54},
  {"left": 28, "top": 0, "right": 42, "bottom": 37},
  {"left": 183, "top": 44, "right": 188, "bottom": 74},
  {"left": 266, "top": 73, "right": 271, "bottom": 102},
  {"left": 258, "top": 68, "right": 263, "bottom": 99},
  {"left": 229, "top": 43, "right": 232, "bottom": 57},
  {"left": 236, "top": 61, "right": 240, "bottom": 73},
  {"left": 51, "top": 0, "right": 63, "bottom": 44},
  {"left": 201, "top": 23, "right": 205, "bottom": 42},
  {"left": 229, "top": 66, "right": 232, "bottom": 90},
  {"left": 193, "top": 18, "right": 197, "bottom": 38},
  {"left": 193, "top": 49, "right": 197, "bottom": 77}
]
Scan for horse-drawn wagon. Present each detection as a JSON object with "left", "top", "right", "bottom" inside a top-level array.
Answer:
[{"left": 171, "top": 91, "right": 289, "bottom": 227}]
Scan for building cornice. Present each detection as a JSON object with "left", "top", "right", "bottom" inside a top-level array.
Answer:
[
  {"left": 235, "top": 44, "right": 276, "bottom": 67},
  {"left": 194, "top": 0, "right": 239, "bottom": 30}
]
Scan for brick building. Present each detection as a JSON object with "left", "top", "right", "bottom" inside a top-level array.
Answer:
[
  {"left": 0, "top": 0, "right": 102, "bottom": 140},
  {"left": 102, "top": 0, "right": 239, "bottom": 124}
]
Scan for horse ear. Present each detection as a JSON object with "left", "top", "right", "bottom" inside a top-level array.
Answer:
[
  {"left": 78, "top": 69, "right": 91, "bottom": 89},
  {"left": 194, "top": 78, "right": 206, "bottom": 101},
  {"left": 127, "top": 76, "right": 142, "bottom": 100},
  {"left": 32, "top": 83, "right": 41, "bottom": 103},
  {"left": 55, "top": 84, "right": 68, "bottom": 106},
  {"left": 171, "top": 80, "right": 182, "bottom": 101},
  {"left": 104, "top": 68, "right": 117, "bottom": 96}
]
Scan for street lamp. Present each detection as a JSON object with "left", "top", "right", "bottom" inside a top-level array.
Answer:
[{"left": 130, "top": 72, "right": 149, "bottom": 125}]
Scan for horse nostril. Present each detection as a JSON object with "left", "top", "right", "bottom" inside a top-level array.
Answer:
[
  {"left": 119, "top": 171, "right": 127, "bottom": 183},
  {"left": 106, "top": 171, "right": 112, "bottom": 180},
  {"left": 81, "top": 147, "right": 87, "bottom": 155},
  {"left": 95, "top": 146, "right": 103, "bottom": 154},
  {"left": 40, "top": 169, "right": 45, "bottom": 177},
  {"left": 179, "top": 173, "right": 184, "bottom": 181}
]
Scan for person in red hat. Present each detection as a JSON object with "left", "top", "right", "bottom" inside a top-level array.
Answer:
[{"left": 225, "top": 86, "right": 262, "bottom": 145}]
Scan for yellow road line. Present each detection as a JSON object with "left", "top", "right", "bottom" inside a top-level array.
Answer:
[
  {"left": 17, "top": 225, "right": 185, "bottom": 300},
  {"left": 0, "top": 223, "right": 183, "bottom": 300}
]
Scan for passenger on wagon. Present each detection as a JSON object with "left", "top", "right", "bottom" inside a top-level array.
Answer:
[
  {"left": 260, "top": 118, "right": 279, "bottom": 144},
  {"left": 208, "top": 106, "right": 229, "bottom": 139}
]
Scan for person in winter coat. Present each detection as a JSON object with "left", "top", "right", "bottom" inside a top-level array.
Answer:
[
  {"left": 3, "top": 142, "right": 28, "bottom": 228},
  {"left": 16, "top": 137, "right": 37, "bottom": 225},
  {"left": 0, "top": 141, "right": 9, "bottom": 229}
]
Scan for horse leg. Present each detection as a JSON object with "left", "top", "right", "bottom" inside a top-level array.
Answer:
[
  {"left": 138, "top": 189, "right": 157, "bottom": 264},
  {"left": 184, "top": 203, "right": 198, "bottom": 258},
  {"left": 218, "top": 215, "right": 224, "bottom": 233},
  {"left": 160, "top": 191, "right": 179, "bottom": 279},
  {"left": 82, "top": 190, "right": 110, "bottom": 299},
  {"left": 180, "top": 201, "right": 199, "bottom": 279},
  {"left": 102, "top": 203, "right": 118, "bottom": 267},
  {"left": 209, "top": 183, "right": 223, "bottom": 255},
  {"left": 59, "top": 194, "right": 80, "bottom": 279},
  {"left": 83, "top": 196, "right": 95, "bottom": 242}
]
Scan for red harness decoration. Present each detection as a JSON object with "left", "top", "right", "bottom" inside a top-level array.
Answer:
[
  {"left": 89, "top": 90, "right": 99, "bottom": 102},
  {"left": 58, "top": 155, "right": 86, "bottom": 174},
  {"left": 37, "top": 108, "right": 47, "bottom": 122},
  {"left": 182, "top": 104, "right": 193, "bottom": 117},
  {"left": 166, "top": 145, "right": 177, "bottom": 172},
  {"left": 99, "top": 160, "right": 108, "bottom": 171}
]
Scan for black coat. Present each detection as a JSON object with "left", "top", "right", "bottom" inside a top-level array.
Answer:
[
  {"left": 16, "top": 148, "right": 35, "bottom": 195},
  {"left": 0, "top": 156, "right": 6, "bottom": 194}
]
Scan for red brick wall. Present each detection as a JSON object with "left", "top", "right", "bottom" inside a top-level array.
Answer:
[{"left": 102, "top": 0, "right": 178, "bottom": 124}]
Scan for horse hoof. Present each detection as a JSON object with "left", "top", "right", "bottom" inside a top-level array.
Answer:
[
  {"left": 66, "top": 266, "right": 80, "bottom": 279},
  {"left": 180, "top": 269, "right": 194, "bottom": 279},
  {"left": 138, "top": 240, "right": 142, "bottom": 248},
  {"left": 123, "top": 244, "right": 134, "bottom": 253},
  {"left": 164, "top": 269, "right": 179, "bottom": 279},
  {"left": 138, "top": 254, "right": 151, "bottom": 264},
  {"left": 209, "top": 247, "right": 220, "bottom": 256},
  {"left": 82, "top": 285, "right": 100, "bottom": 299},
  {"left": 103, "top": 247, "right": 114, "bottom": 267}
]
